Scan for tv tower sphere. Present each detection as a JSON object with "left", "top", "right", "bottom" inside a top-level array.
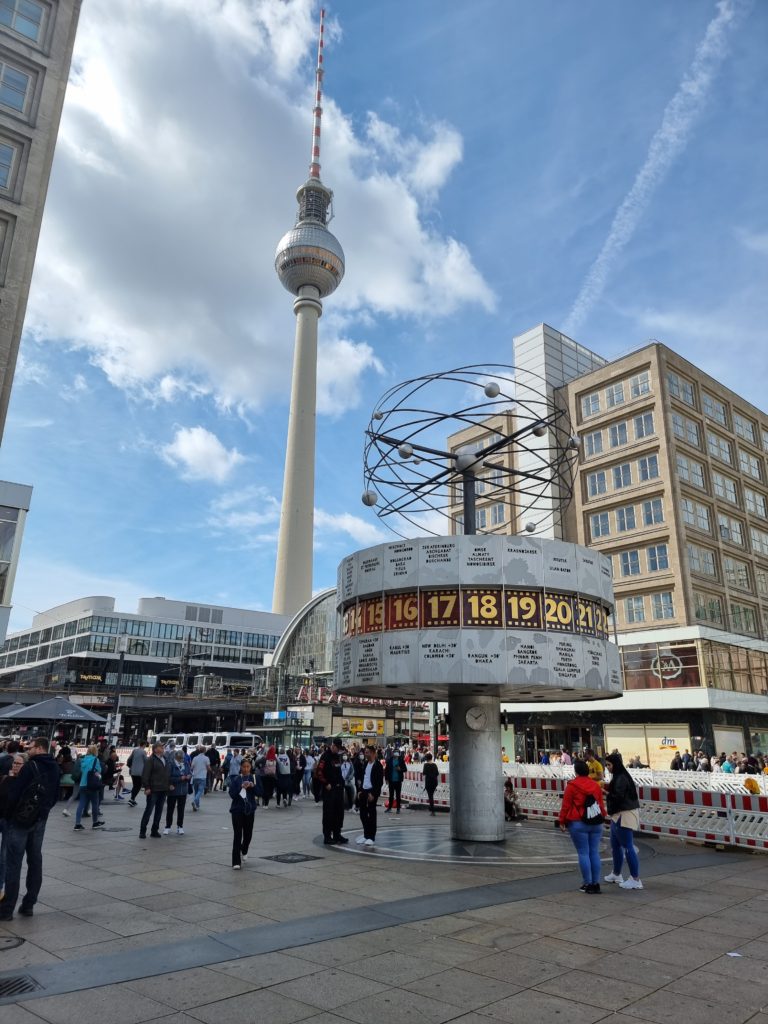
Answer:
[{"left": 275, "top": 187, "right": 345, "bottom": 298}]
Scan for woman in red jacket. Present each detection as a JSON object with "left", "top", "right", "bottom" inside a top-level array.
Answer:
[{"left": 559, "top": 759, "right": 607, "bottom": 894}]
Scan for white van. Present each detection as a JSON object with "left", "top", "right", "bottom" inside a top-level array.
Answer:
[{"left": 151, "top": 731, "right": 262, "bottom": 752}]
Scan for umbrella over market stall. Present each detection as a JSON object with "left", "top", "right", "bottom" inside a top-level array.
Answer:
[
  {"left": 0, "top": 702, "right": 30, "bottom": 719},
  {"left": 1, "top": 697, "right": 107, "bottom": 740}
]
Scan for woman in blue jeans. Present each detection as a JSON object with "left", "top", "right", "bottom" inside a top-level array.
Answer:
[
  {"left": 73, "top": 745, "right": 104, "bottom": 831},
  {"left": 604, "top": 752, "right": 643, "bottom": 890},
  {"left": 558, "top": 759, "right": 606, "bottom": 894}
]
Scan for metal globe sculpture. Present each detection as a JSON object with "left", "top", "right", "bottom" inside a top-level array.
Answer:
[{"left": 362, "top": 364, "right": 578, "bottom": 538}]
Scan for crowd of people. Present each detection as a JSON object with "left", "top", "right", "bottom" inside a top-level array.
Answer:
[{"left": 1, "top": 729, "right": 767, "bottom": 921}]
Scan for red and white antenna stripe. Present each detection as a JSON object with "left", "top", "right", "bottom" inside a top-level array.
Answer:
[{"left": 309, "top": 7, "right": 325, "bottom": 180}]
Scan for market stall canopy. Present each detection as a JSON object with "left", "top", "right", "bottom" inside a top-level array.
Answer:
[
  {"left": 0, "top": 702, "right": 29, "bottom": 718},
  {"left": 1, "top": 697, "right": 107, "bottom": 723}
]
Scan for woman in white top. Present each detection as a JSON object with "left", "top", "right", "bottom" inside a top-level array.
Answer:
[{"left": 303, "top": 751, "right": 316, "bottom": 797}]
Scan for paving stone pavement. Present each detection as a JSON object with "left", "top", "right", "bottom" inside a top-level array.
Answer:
[{"left": 0, "top": 791, "right": 767, "bottom": 1024}]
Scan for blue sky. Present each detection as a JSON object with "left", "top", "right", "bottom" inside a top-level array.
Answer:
[{"left": 2, "top": 0, "right": 766, "bottom": 630}]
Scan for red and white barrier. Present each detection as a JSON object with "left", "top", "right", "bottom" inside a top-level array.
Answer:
[{"left": 397, "top": 766, "right": 768, "bottom": 851}]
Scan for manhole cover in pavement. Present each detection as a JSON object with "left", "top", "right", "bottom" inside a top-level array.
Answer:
[
  {"left": 262, "top": 853, "right": 323, "bottom": 864},
  {"left": 0, "top": 937, "right": 24, "bottom": 951}
]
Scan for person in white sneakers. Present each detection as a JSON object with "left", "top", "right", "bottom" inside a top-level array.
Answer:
[
  {"left": 603, "top": 752, "right": 643, "bottom": 890},
  {"left": 356, "top": 745, "right": 384, "bottom": 847}
]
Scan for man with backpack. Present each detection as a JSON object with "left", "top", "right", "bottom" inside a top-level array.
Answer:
[{"left": 0, "top": 737, "right": 60, "bottom": 921}]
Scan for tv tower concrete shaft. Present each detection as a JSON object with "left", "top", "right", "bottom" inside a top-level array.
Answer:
[{"left": 272, "top": 287, "right": 322, "bottom": 616}]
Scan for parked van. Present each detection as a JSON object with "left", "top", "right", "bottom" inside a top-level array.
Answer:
[{"left": 151, "top": 732, "right": 262, "bottom": 751}]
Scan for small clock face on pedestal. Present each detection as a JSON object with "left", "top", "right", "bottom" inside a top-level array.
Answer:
[{"left": 465, "top": 706, "right": 488, "bottom": 731}]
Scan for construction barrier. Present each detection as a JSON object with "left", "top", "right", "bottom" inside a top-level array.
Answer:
[{"left": 397, "top": 766, "right": 768, "bottom": 851}]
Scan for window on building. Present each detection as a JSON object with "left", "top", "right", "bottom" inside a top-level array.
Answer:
[
  {"left": 151, "top": 640, "right": 182, "bottom": 659},
  {"left": 643, "top": 498, "right": 664, "bottom": 526},
  {"left": 756, "top": 568, "right": 768, "bottom": 598},
  {"left": 688, "top": 543, "right": 717, "bottom": 577},
  {"left": 587, "top": 471, "right": 606, "bottom": 497},
  {"left": 0, "top": 61, "right": 30, "bottom": 113},
  {"left": 745, "top": 487, "right": 768, "bottom": 519},
  {"left": 739, "top": 449, "right": 763, "bottom": 481},
  {"left": 694, "top": 592, "right": 723, "bottom": 625},
  {"left": 213, "top": 646, "right": 240, "bottom": 663},
  {"left": 581, "top": 392, "right": 600, "bottom": 418},
  {"left": 616, "top": 505, "right": 636, "bottom": 532},
  {"left": 634, "top": 412, "right": 655, "bottom": 439},
  {"left": 89, "top": 635, "right": 116, "bottom": 653},
  {"left": 718, "top": 513, "right": 744, "bottom": 546},
  {"left": 708, "top": 431, "right": 733, "bottom": 465},
  {"left": 763, "top": 427, "right": 768, "bottom": 452},
  {"left": 584, "top": 430, "right": 603, "bottom": 457},
  {"left": 475, "top": 475, "right": 486, "bottom": 495},
  {"left": 590, "top": 512, "right": 610, "bottom": 539},
  {"left": 681, "top": 497, "right": 711, "bottom": 532},
  {"left": 120, "top": 619, "right": 150, "bottom": 637},
  {"left": 613, "top": 463, "right": 632, "bottom": 489},
  {"left": 724, "top": 556, "right": 750, "bottom": 591},
  {"left": 0, "top": 140, "right": 15, "bottom": 190},
  {"left": 488, "top": 467, "right": 504, "bottom": 488},
  {"left": 672, "top": 412, "right": 700, "bottom": 447},
  {"left": 703, "top": 393, "right": 728, "bottom": 427},
  {"left": 749, "top": 526, "right": 768, "bottom": 557},
  {"left": 667, "top": 371, "right": 695, "bottom": 407},
  {"left": 91, "top": 616, "right": 119, "bottom": 635},
  {"left": 185, "top": 606, "right": 198, "bottom": 621},
  {"left": 734, "top": 412, "right": 757, "bottom": 445},
  {"left": 619, "top": 550, "right": 641, "bottom": 577},
  {"left": 491, "top": 503, "right": 505, "bottom": 526},
  {"left": 652, "top": 592, "right": 675, "bottom": 619},
  {"left": 677, "top": 454, "right": 705, "bottom": 489},
  {"left": 0, "top": 0, "right": 45, "bottom": 42},
  {"left": 730, "top": 602, "right": 758, "bottom": 635},
  {"left": 215, "top": 629, "right": 242, "bottom": 646},
  {"left": 712, "top": 471, "right": 738, "bottom": 504},
  {"left": 606, "top": 382, "right": 625, "bottom": 408},
  {"left": 638, "top": 455, "right": 659, "bottom": 481},
  {"left": 153, "top": 622, "right": 185, "bottom": 640},
  {"left": 625, "top": 596, "right": 645, "bottom": 624},
  {"left": 609, "top": 422, "right": 628, "bottom": 448},
  {"left": 630, "top": 371, "right": 651, "bottom": 398},
  {"left": 454, "top": 513, "right": 464, "bottom": 532},
  {"left": 647, "top": 544, "right": 669, "bottom": 571},
  {"left": 476, "top": 507, "right": 487, "bottom": 530}
]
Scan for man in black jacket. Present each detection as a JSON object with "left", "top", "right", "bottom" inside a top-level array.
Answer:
[
  {"left": 315, "top": 739, "right": 347, "bottom": 845},
  {"left": 357, "top": 745, "right": 384, "bottom": 847},
  {"left": 0, "top": 737, "right": 60, "bottom": 920},
  {"left": 139, "top": 743, "right": 171, "bottom": 839}
]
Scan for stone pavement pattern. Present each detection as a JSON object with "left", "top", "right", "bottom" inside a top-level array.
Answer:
[{"left": 1, "top": 792, "right": 768, "bottom": 1024}]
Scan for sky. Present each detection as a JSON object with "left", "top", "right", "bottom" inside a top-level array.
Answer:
[{"left": 1, "top": 0, "right": 766, "bottom": 631}]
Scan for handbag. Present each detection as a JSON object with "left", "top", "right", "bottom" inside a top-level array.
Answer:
[
  {"left": 85, "top": 757, "right": 102, "bottom": 791},
  {"left": 264, "top": 759, "right": 276, "bottom": 777}
]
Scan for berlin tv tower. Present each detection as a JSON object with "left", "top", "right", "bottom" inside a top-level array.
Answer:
[{"left": 273, "top": 8, "right": 345, "bottom": 617}]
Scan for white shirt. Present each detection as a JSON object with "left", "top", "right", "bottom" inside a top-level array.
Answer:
[{"left": 363, "top": 762, "right": 374, "bottom": 790}]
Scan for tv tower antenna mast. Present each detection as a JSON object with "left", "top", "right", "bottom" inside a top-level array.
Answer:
[{"left": 273, "top": 7, "right": 345, "bottom": 617}]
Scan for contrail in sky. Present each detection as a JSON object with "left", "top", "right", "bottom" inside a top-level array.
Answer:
[{"left": 563, "top": 0, "right": 750, "bottom": 337}]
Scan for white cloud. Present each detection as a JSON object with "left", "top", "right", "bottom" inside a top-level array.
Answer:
[
  {"left": 365, "top": 113, "right": 464, "bottom": 198},
  {"left": 317, "top": 338, "right": 384, "bottom": 417},
  {"left": 314, "top": 508, "right": 387, "bottom": 546},
  {"left": 161, "top": 426, "right": 245, "bottom": 483},
  {"left": 26, "top": 0, "right": 493, "bottom": 415},
  {"left": 564, "top": 0, "right": 749, "bottom": 335},
  {"left": 737, "top": 229, "right": 768, "bottom": 255},
  {"left": 209, "top": 486, "right": 281, "bottom": 530}
]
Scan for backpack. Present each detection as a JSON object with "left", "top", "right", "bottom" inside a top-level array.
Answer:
[
  {"left": 13, "top": 761, "right": 48, "bottom": 828},
  {"left": 581, "top": 793, "right": 604, "bottom": 826}
]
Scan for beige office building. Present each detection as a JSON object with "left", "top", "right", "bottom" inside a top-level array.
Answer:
[
  {"left": 0, "top": 0, "right": 81, "bottom": 437},
  {"left": 0, "top": 2, "right": 81, "bottom": 643},
  {"left": 448, "top": 325, "right": 768, "bottom": 763}
]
